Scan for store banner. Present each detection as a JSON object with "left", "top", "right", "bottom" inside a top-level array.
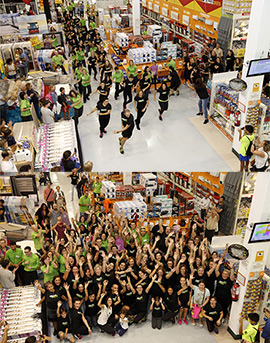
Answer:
[{"left": 17, "top": 14, "right": 48, "bottom": 36}]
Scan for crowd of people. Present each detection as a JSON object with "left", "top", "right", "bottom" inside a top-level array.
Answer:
[{"left": 0, "top": 172, "right": 239, "bottom": 339}]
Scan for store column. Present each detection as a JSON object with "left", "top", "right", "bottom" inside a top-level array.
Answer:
[
  {"left": 232, "top": 0, "right": 270, "bottom": 154},
  {"left": 132, "top": 0, "right": 140, "bottom": 35},
  {"left": 123, "top": 172, "right": 132, "bottom": 185},
  {"left": 228, "top": 173, "right": 270, "bottom": 338}
]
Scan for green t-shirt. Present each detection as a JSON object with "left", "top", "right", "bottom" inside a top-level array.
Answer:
[
  {"left": 70, "top": 94, "right": 83, "bottom": 109},
  {"left": 22, "top": 253, "right": 40, "bottom": 271},
  {"left": 90, "top": 46, "right": 97, "bottom": 52},
  {"left": 67, "top": 5, "right": 72, "bottom": 11},
  {"left": 90, "top": 22, "right": 97, "bottom": 29},
  {"left": 20, "top": 99, "right": 31, "bottom": 117},
  {"left": 101, "top": 239, "right": 108, "bottom": 251},
  {"left": 75, "top": 67, "right": 87, "bottom": 79},
  {"left": 112, "top": 70, "right": 124, "bottom": 83},
  {"left": 167, "top": 59, "right": 176, "bottom": 70},
  {"left": 5, "top": 248, "right": 23, "bottom": 265},
  {"left": 71, "top": 2, "right": 75, "bottom": 8},
  {"left": 58, "top": 254, "right": 66, "bottom": 274},
  {"left": 93, "top": 181, "right": 102, "bottom": 194},
  {"left": 31, "top": 230, "right": 45, "bottom": 251},
  {"left": 80, "top": 18, "right": 86, "bottom": 26},
  {"left": 242, "top": 323, "right": 259, "bottom": 342},
  {"left": 240, "top": 134, "right": 255, "bottom": 157},
  {"left": 127, "top": 64, "right": 137, "bottom": 77},
  {"left": 82, "top": 73, "right": 91, "bottom": 86},
  {"left": 138, "top": 233, "right": 150, "bottom": 245},
  {"left": 52, "top": 37, "right": 59, "bottom": 48},
  {"left": 41, "top": 263, "right": 58, "bottom": 283},
  {"left": 79, "top": 195, "right": 91, "bottom": 213},
  {"left": 76, "top": 50, "right": 85, "bottom": 61},
  {"left": 62, "top": 5, "right": 66, "bottom": 12},
  {"left": 52, "top": 54, "right": 64, "bottom": 66}
]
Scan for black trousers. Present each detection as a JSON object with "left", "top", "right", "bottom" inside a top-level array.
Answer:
[
  {"left": 88, "top": 65, "right": 97, "bottom": 79},
  {"left": 21, "top": 115, "right": 32, "bottom": 122},
  {"left": 23, "top": 270, "right": 38, "bottom": 285},
  {"left": 136, "top": 108, "right": 146, "bottom": 126},
  {"left": 162, "top": 310, "right": 178, "bottom": 321},
  {"left": 9, "top": 265, "right": 24, "bottom": 286},
  {"left": 98, "top": 315, "right": 117, "bottom": 335},
  {"left": 201, "top": 209, "right": 207, "bottom": 221},
  {"left": 0, "top": 105, "right": 7, "bottom": 122},
  {"left": 73, "top": 106, "right": 83, "bottom": 125},
  {"left": 158, "top": 100, "right": 168, "bottom": 114},
  {"left": 129, "top": 309, "right": 147, "bottom": 324},
  {"left": 82, "top": 85, "right": 92, "bottom": 103},
  {"left": 72, "top": 324, "right": 88, "bottom": 336},
  {"left": 205, "top": 229, "right": 215, "bottom": 244},
  {"left": 152, "top": 75, "right": 157, "bottom": 89},
  {"left": 99, "top": 115, "right": 110, "bottom": 133},
  {"left": 59, "top": 65, "right": 67, "bottom": 75},
  {"left": 115, "top": 82, "right": 124, "bottom": 99},
  {"left": 215, "top": 296, "right": 231, "bottom": 319},
  {"left": 206, "top": 318, "right": 220, "bottom": 332},
  {"left": 123, "top": 90, "right": 132, "bottom": 108}
]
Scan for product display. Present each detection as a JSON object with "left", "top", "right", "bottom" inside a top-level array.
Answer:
[
  {"left": 1, "top": 196, "right": 35, "bottom": 227},
  {"left": 241, "top": 277, "right": 263, "bottom": 317},
  {"left": 35, "top": 121, "right": 78, "bottom": 171}
]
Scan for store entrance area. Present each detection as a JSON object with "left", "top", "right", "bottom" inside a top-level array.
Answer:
[{"left": 78, "top": 82, "right": 238, "bottom": 171}]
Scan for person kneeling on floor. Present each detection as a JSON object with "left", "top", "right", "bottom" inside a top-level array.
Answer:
[{"left": 202, "top": 296, "right": 223, "bottom": 334}]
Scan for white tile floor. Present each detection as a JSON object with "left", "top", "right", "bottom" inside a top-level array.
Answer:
[{"left": 77, "top": 80, "right": 239, "bottom": 171}]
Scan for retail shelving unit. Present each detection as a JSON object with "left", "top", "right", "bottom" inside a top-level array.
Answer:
[{"left": 0, "top": 178, "right": 12, "bottom": 196}]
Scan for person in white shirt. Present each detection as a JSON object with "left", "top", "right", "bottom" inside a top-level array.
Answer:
[
  {"left": 41, "top": 99, "right": 55, "bottom": 124},
  {"left": 97, "top": 293, "right": 116, "bottom": 335},
  {"left": 213, "top": 44, "right": 223, "bottom": 59},
  {"left": 200, "top": 194, "right": 211, "bottom": 220},
  {"left": 1, "top": 150, "right": 17, "bottom": 174},
  {"left": 0, "top": 260, "right": 18, "bottom": 288},
  {"left": 251, "top": 138, "right": 270, "bottom": 172},
  {"left": 55, "top": 185, "right": 65, "bottom": 209}
]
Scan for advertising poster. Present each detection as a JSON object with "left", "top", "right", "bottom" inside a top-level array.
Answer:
[{"left": 17, "top": 14, "right": 48, "bottom": 36}]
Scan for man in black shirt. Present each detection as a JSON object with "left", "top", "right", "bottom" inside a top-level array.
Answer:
[
  {"left": 87, "top": 98, "right": 112, "bottom": 138},
  {"left": 121, "top": 76, "right": 134, "bottom": 108},
  {"left": 134, "top": 90, "right": 149, "bottom": 130},
  {"left": 202, "top": 296, "right": 223, "bottom": 333},
  {"left": 113, "top": 109, "right": 134, "bottom": 154},
  {"left": 67, "top": 170, "right": 79, "bottom": 201}
]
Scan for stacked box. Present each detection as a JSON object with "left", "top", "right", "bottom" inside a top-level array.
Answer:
[
  {"left": 147, "top": 24, "right": 162, "bottom": 42},
  {"left": 133, "top": 193, "right": 144, "bottom": 202},
  {"left": 114, "top": 200, "right": 147, "bottom": 219},
  {"left": 132, "top": 185, "right": 145, "bottom": 196},
  {"left": 160, "top": 198, "right": 173, "bottom": 217},
  {"left": 161, "top": 42, "right": 177, "bottom": 60},
  {"left": 115, "top": 32, "right": 129, "bottom": 47},
  {"left": 101, "top": 181, "right": 116, "bottom": 199},
  {"left": 140, "top": 173, "right": 157, "bottom": 197},
  {"left": 125, "top": 185, "right": 134, "bottom": 198},
  {"left": 172, "top": 203, "right": 179, "bottom": 217},
  {"left": 127, "top": 47, "right": 156, "bottom": 64},
  {"left": 98, "top": 25, "right": 106, "bottom": 40}
]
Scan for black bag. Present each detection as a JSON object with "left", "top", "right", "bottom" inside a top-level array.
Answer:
[
  {"left": 250, "top": 327, "right": 260, "bottom": 343},
  {"left": 246, "top": 136, "right": 254, "bottom": 157}
]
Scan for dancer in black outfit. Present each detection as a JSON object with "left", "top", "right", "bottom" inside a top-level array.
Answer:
[
  {"left": 154, "top": 82, "right": 170, "bottom": 121},
  {"left": 122, "top": 76, "right": 135, "bottom": 109},
  {"left": 134, "top": 90, "right": 149, "bottom": 130},
  {"left": 87, "top": 98, "right": 112, "bottom": 138}
]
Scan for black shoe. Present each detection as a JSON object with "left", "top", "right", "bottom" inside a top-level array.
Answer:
[
  {"left": 136, "top": 124, "right": 140, "bottom": 130},
  {"left": 53, "top": 329, "right": 57, "bottom": 336},
  {"left": 159, "top": 115, "right": 163, "bottom": 121},
  {"left": 103, "top": 129, "right": 107, "bottom": 134},
  {"left": 196, "top": 112, "right": 203, "bottom": 116},
  {"left": 203, "top": 119, "right": 209, "bottom": 124}
]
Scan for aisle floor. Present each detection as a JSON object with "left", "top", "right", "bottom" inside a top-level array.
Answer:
[{"left": 77, "top": 80, "right": 239, "bottom": 171}]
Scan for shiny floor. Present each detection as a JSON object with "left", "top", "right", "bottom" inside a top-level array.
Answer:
[{"left": 77, "top": 80, "right": 239, "bottom": 171}]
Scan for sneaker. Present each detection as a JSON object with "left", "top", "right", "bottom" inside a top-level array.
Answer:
[
  {"left": 192, "top": 322, "right": 196, "bottom": 326},
  {"left": 128, "top": 319, "right": 134, "bottom": 326},
  {"left": 100, "top": 132, "right": 103, "bottom": 138},
  {"left": 103, "top": 129, "right": 107, "bottom": 133},
  {"left": 178, "top": 319, "right": 182, "bottom": 325},
  {"left": 183, "top": 319, "right": 188, "bottom": 325},
  {"left": 118, "top": 137, "right": 121, "bottom": 145},
  {"left": 120, "top": 148, "right": 124, "bottom": 154},
  {"left": 200, "top": 324, "right": 204, "bottom": 328},
  {"left": 171, "top": 317, "right": 176, "bottom": 324},
  {"left": 159, "top": 115, "right": 163, "bottom": 121},
  {"left": 203, "top": 119, "right": 209, "bottom": 124},
  {"left": 176, "top": 90, "right": 180, "bottom": 96},
  {"left": 214, "top": 327, "right": 219, "bottom": 334},
  {"left": 196, "top": 112, "right": 203, "bottom": 116},
  {"left": 136, "top": 123, "right": 140, "bottom": 130}
]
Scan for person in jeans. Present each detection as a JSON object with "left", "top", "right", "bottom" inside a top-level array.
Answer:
[
  {"left": 150, "top": 297, "right": 165, "bottom": 329},
  {"left": 44, "top": 182, "right": 55, "bottom": 208},
  {"left": 190, "top": 78, "right": 210, "bottom": 124},
  {"left": 67, "top": 169, "right": 79, "bottom": 201},
  {"left": 69, "top": 90, "right": 83, "bottom": 125},
  {"left": 22, "top": 246, "right": 40, "bottom": 285}
]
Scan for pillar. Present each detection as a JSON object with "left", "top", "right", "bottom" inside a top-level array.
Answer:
[
  {"left": 123, "top": 172, "right": 132, "bottom": 185},
  {"left": 228, "top": 173, "right": 270, "bottom": 338},
  {"left": 132, "top": 0, "right": 140, "bottom": 35},
  {"left": 232, "top": 0, "right": 270, "bottom": 154}
]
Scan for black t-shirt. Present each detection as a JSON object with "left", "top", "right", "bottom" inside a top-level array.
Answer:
[
  {"left": 152, "top": 304, "right": 162, "bottom": 318},
  {"left": 121, "top": 112, "right": 134, "bottom": 132},
  {"left": 97, "top": 86, "right": 108, "bottom": 102},
  {"left": 164, "top": 292, "right": 178, "bottom": 312},
  {"left": 157, "top": 87, "right": 170, "bottom": 101},
  {"left": 135, "top": 292, "right": 148, "bottom": 312},
  {"left": 195, "top": 85, "right": 209, "bottom": 99},
  {"left": 124, "top": 78, "right": 134, "bottom": 92},
  {"left": 134, "top": 95, "right": 147, "bottom": 109},
  {"left": 85, "top": 299, "right": 98, "bottom": 316},
  {"left": 193, "top": 272, "right": 206, "bottom": 287},
  {"left": 123, "top": 288, "right": 135, "bottom": 307},
  {"left": 97, "top": 102, "right": 111, "bottom": 116},
  {"left": 178, "top": 286, "right": 191, "bottom": 305},
  {"left": 45, "top": 290, "right": 61, "bottom": 310},
  {"left": 57, "top": 315, "right": 71, "bottom": 333},
  {"left": 203, "top": 303, "right": 223, "bottom": 322},
  {"left": 88, "top": 56, "right": 96, "bottom": 66},
  {"left": 204, "top": 269, "right": 216, "bottom": 296},
  {"left": 164, "top": 266, "right": 177, "bottom": 287},
  {"left": 70, "top": 307, "right": 84, "bottom": 330},
  {"left": 140, "top": 78, "right": 150, "bottom": 90},
  {"left": 215, "top": 275, "right": 233, "bottom": 300},
  {"left": 170, "top": 70, "right": 180, "bottom": 85},
  {"left": 126, "top": 244, "right": 137, "bottom": 257},
  {"left": 151, "top": 277, "right": 165, "bottom": 297},
  {"left": 226, "top": 55, "right": 235, "bottom": 69},
  {"left": 70, "top": 173, "right": 79, "bottom": 185},
  {"left": 105, "top": 79, "right": 112, "bottom": 89}
]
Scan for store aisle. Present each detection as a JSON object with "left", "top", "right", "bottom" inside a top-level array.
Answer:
[{"left": 77, "top": 81, "right": 238, "bottom": 171}]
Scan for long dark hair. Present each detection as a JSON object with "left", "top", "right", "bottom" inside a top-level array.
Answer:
[
  {"left": 194, "top": 78, "right": 205, "bottom": 88},
  {"left": 62, "top": 150, "right": 75, "bottom": 171}
]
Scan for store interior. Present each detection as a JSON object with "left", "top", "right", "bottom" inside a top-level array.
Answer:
[
  {"left": 0, "top": 0, "right": 270, "bottom": 172},
  {"left": 0, "top": 172, "right": 270, "bottom": 343}
]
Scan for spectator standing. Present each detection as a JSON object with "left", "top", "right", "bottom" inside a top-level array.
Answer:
[{"left": 44, "top": 182, "right": 55, "bottom": 209}]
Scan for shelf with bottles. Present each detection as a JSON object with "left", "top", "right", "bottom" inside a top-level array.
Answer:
[{"left": 210, "top": 111, "right": 235, "bottom": 141}]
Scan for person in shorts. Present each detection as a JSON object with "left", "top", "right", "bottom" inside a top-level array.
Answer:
[
  {"left": 238, "top": 125, "right": 255, "bottom": 172},
  {"left": 113, "top": 109, "right": 134, "bottom": 154}
]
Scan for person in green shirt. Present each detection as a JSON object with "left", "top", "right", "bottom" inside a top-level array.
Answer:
[
  {"left": 78, "top": 190, "right": 92, "bottom": 218},
  {"left": 112, "top": 67, "right": 124, "bottom": 100},
  {"left": 80, "top": 69, "right": 91, "bottom": 103},
  {"left": 127, "top": 60, "right": 138, "bottom": 78},
  {"left": 90, "top": 19, "right": 97, "bottom": 29},
  {"left": 239, "top": 313, "right": 259, "bottom": 343},
  {"left": 20, "top": 92, "right": 32, "bottom": 122},
  {"left": 76, "top": 46, "right": 86, "bottom": 67},
  {"left": 40, "top": 255, "right": 59, "bottom": 283},
  {"left": 5, "top": 241, "right": 24, "bottom": 285},
  {"left": 51, "top": 33, "right": 59, "bottom": 48},
  {"left": 92, "top": 177, "right": 102, "bottom": 198},
  {"left": 52, "top": 50, "right": 64, "bottom": 68},
  {"left": 69, "top": 89, "right": 84, "bottom": 125},
  {"left": 74, "top": 64, "right": 87, "bottom": 94},
  {"left": 67, "top": 4, "right": 73, "bottom": 13},
  {"left": 167, "top": 56, "right": 177, "bottom": 70},
  {"left": 79, "top": 15, "right": 86, "bottom": 26},
  {"left": 22, "top": 246, "right": 40, "bottom": 285},
  {"left": 31, "top": 224, "right": 45, "bottom": 255},
  {"left": 137, "top": 226, "right": 150, "bottom": 245},
  {"left": 238, "top": 125, "right": 255, "bottom": 172}
]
